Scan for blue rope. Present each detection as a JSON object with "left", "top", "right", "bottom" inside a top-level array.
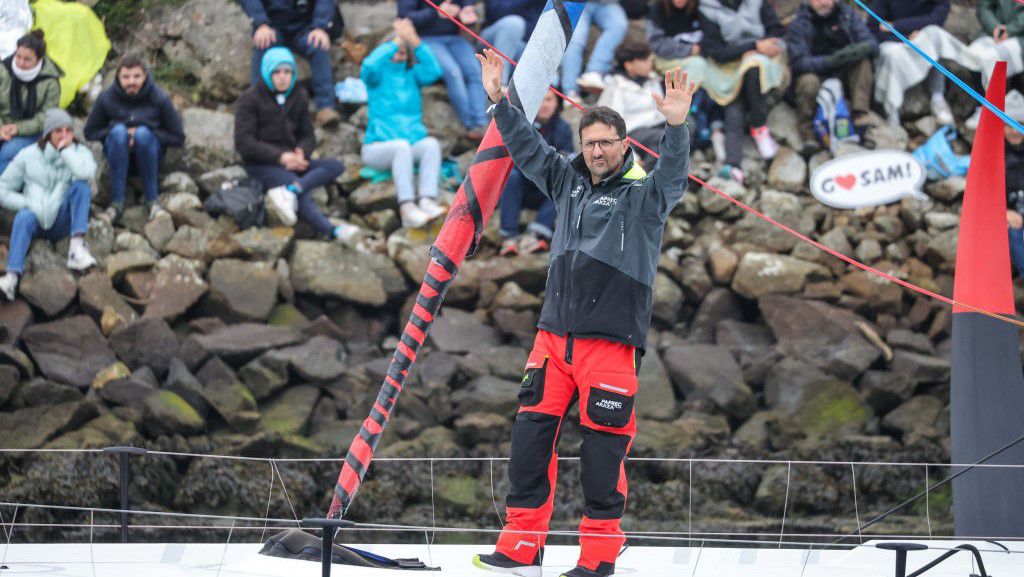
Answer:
[{"left": 849, "top": 0, "right": 1024, "bottom": 134}]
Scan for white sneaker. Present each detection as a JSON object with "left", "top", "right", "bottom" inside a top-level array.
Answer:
[
  {"left": 417, "top": 197, "right": 446, "bottom": 221},
  {"left": 750, "top": 126, "right": 779, "bottom": 160},
  {"left": 932, "top": 95, "right": 954, "bottom": 126},
  {"left": 67, "top": 245, "right": 97, "bottom": 271},
  {"left": 148, "top": 202, "right": 168, "bottom": 221},
  {"left": 577, "top": 71, "right": 606, "bottom": 92},
  {"left": 399, "top": 202, "right": 430, "bottom": 229},
  {"left": 265, "top": 186, "right": 298, "bottom": 227},
  {"left": 333, "top": 221, "right": 362, "bottom": 245},
  {"left": 711, "top": 129, "right": 727, "bottom": 163},
  {"left": 0, "top": 273, "right": 17, "bottom": 301}
]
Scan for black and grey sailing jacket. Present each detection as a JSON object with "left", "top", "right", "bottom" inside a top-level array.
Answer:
[{"left": 491, "top": 98, "right": 691, "bottom": 351}]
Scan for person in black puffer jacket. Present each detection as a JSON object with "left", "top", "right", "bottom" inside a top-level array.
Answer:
[
  {"left": 234, "top": 47, "right": 358, "bottom": 243},
  {"left": 84, "top": 54, "right": 184, "bottom": 223}
]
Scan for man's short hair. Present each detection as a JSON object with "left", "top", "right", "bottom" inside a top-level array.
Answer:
[
  {"left": 116, "top": 54, "right": 148, "bottom": 75},
  {"left": 579, "top": 106, "right": 627, "bottom": 140},
  {"left": 614, "top": 38, "right": 652, "bottom": 68}
]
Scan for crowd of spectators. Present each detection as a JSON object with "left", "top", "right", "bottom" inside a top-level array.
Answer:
[{"left": 0, "top": 0, "right": 1020, "bottom": 302}]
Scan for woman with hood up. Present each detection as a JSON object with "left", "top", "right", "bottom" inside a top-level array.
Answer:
[
  {"left": 234, "top": 46, "right": 360, "bottom": 243},
  {"left": 360, "top": 18, "right": 446, "bottom": 230}
]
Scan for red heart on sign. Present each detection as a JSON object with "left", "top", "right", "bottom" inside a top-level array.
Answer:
[{"left": 835, "top": 174, "right": 857, "bottom": 190}]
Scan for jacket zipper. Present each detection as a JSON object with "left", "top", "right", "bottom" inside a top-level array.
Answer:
[{"left": 566, "top": 185, "right": 592, "bottom": 335}]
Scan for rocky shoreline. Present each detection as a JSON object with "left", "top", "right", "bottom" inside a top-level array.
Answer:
[{"left": 0, "top": 0, "right": 998, "bottom": 542}]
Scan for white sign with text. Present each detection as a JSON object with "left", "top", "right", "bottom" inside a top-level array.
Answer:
[{"left": 810, "top": 151, "right": 927, "bottom": 209}]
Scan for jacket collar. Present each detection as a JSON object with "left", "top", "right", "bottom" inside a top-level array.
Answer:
[{"left": 570, "top": 147, "right": 648, "bottom": 186}]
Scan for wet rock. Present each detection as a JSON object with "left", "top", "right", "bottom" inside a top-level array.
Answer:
[
  {"left": 754, "top": 464, "right": 839, "bottom": 515},
  {"left": 96, "top": 372, "right": 157, "bottom": 409},
  {"left": 882, "top": 395, "right": 944, "bottom": 441},
  {"left": 259, "top": 385, "right": 320, "bottom": 435},
  {"left": 652, "top": 273, "right": 684, "bottom": 325},
  {"left": 195, "top": 357, "right": 259, "bottom": 429},
  {"left": 886, "top": 329, "right": 936, "bottom": 355},
  {"left": 453, "top": 412, "right": 509, "bottom": 445},
  {"left": 0, "top": 344, "right": 34, "bottom": 379},
  {"left": 663, "top": 344, "right": 755, "bottom": 420},
  {"left": 19, "top": 268, "right": 76, "bottom": 317},
  {"left": 451, "top": 375, "right": 520, "bottom": 416},
  {"left": 105, "top": 250, "right": 157, "bottom": 281},
  {"left": 165, "top": 358, "right": 209, "bottom": 418},
  {"left": 265, "top": 336, "right": 347, "bottom": 382},
  {"left": 766, "top": 147, "right": 807, "bottom": 193},
  {"left": 0, "top": 400, "right": 98, "bottom": 448},
  {"left": 165, "top": 225, "right": 210, "bottom": 261},
  {"left": 631, "top": 413, "right": 730, "bottom": 455},
  {"left": 232, "top": 227, "right": 293, "bottom": 261},
  {"left": 22, "top": 316, "right": 118, "bottom": 388},
  {"left": 9, "top": 377, "right": 82, "bottom": 408},
  {"left": 187, "top": 323, "right": 303, "bottom": 367},
  {"left": 109, "top": 318, "right": 180, "bottom": 378},
  {"left": 859, "top": 370, "right": 916, "bottom": 414},
  {"left": 688, "top": 287, "right": 744, "bottom": 343},
  {"left": 429, "top": 308, "right": 501, "bottom": 354},
  {"left": 731, "top": 252, "right": 828, "bottom": 299},
  {"left": 636, "top": 352, "right": 677, "bottom": 421},
  {"left": 181, "top": 108, "right": 238, "bottom": 174},
  {"left": 890, "top": 350, "right": 950, "bottom": 384},
  {"left": 142, "top": 390, "right": 206, "bottom": 437},
  {"left": 144, "top": 255, "right": 208, "bottom": 321},
  {"left": 290, "top": 241, "right": 391, "bottom": 306},
  {"left": 78, "top": 271, "right": 137, "bottom": 327},
  {"left": 205, "top": 259, "right": 278, "bottom": 322},
  {"left": 0, "top": 364, "right": 19, "bottom": 406},
  {"left": 0, "top": 300, "right": 32, "bottom": 345}
]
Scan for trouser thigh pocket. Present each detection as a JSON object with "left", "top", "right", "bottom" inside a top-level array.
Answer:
[
  {"left": 585, "top": 371, "right": 637, "bottom": 429},
  {"left": 518, "top": 351, "right": 549, "bottom": 408}
]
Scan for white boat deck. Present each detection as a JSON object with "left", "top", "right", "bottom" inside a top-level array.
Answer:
[{"left": 0, "top": 540, "right": 1021, "bottom": 576}]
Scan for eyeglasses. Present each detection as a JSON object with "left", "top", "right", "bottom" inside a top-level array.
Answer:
[{"left": 581, "top": 138, "right": 623, "bottom": 150}]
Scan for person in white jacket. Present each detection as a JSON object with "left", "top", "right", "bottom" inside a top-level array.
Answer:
[
  {"left": 596, "top": 39, "right": 667, "bottom": 169},
  {"left": 0, "top": 108, "right": 96, "bottom": 300}
]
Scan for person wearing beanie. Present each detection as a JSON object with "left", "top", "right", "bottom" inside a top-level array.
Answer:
[
  {"left": 0, "top": 108, "right": 97, "bottom": 300},
  {"left": 241, "top": 0, "right": 342, "bottom": 127},
  {"left": 83, "top": 54, "right": 185, "bottom": 224},
  {"left": 0, "top": 30, "right": 62, "bottom": 175},
  {"left": 1003, "top": 91, "right": 1024, "bottom": 277},
  {"left": 234, "top": 47, "right": 359, "bottom": 243}
]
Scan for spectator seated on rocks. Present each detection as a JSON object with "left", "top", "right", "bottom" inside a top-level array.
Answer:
[
  {"left": 870, "top": 0, "right": 954, "bottom": 127},
  {"left": 241, "top": 0, "right": 341, "bottom": 127},
  {"left": 0, "top": 31, "right": 61, "bottom": 176},
  {"left": 83, "top": 54, "right": 184, "bottom": 224},
  {"left": 599, "top": 39, "right": 676, "bottom": 170},
  {"left": 498, "top": 90, "right": 571, "bottom": 256},
  {"left": 647, "top": 0, "right": 726, "bottom": 162},
  {"left": 787, "top": 0, "right": 877, "bottom": 157},
  {"left": 361, "top": 19, "right": 446, "bottom": 230},
  {"left": 399, "top": 0, "right": 489, "bottom": 140},
  {"left": 561, "top": 0, "right": 629, "bottom": 99},
  {"left": 966, "top": 0, "right": 1024, "bottom": 129},
  {"left": 478, "top": 0, "right": 543, "bottom": 85},
  {"left": 235, "top": 47, "right": 359, "bottom": 244},
  {"left": 0, "top": 109, "right": 97, "bottom": 300},
  {"left": 698, "top": 0, "right": 787, "bottom": 186},
  {"left": 1003, "top": 92, "right": 1024, "bottom": 277}
]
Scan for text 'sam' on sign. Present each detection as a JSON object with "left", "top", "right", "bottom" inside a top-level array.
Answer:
[{"left": 810, "top": 150, "right": 927, "bottom": 209}]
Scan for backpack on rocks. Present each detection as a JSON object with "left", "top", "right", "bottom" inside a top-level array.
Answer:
[{"left": 203, "top": 178, "right": 266, "bottom": 230}]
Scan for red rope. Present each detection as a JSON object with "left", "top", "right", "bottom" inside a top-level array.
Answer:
[{"left": 416, "top": 0, "right": 1024, "bottom": 328}]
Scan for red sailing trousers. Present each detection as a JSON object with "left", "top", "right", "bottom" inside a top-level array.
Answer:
[{"left": 495, "top": 329, "right": 638, "bottom": 576}]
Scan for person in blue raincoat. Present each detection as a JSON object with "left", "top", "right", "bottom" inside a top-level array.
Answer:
[{"left": 360, "top": 19, "right": 446, "bottom": 230}]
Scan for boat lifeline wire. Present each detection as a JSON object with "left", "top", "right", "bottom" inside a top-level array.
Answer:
[{"left": 419, "top": 0, "right": 1024, "bottom": 330}]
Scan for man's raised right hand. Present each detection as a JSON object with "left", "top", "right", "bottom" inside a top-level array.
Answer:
[{"left": 475, "top": 48, "right": 504, "bottom": 104}]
